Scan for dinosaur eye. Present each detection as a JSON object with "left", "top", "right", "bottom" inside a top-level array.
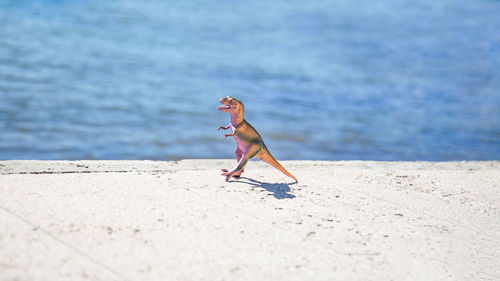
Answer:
[{"left": 229, "top": 100, "right": 233, "bottom": 104}]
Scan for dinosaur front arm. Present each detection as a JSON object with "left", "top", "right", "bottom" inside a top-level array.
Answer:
[
  {"left": 218, "top": 124, "right": 235, "bottom": 137},
  {"left": 218, "top": 124, "right": 231, "bottom": 131}
]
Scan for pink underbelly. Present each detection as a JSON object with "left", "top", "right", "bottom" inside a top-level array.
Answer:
[{"left": 233, "top": 135, "right": 247, "bottom": 151}]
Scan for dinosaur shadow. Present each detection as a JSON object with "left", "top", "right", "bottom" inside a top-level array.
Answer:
[{"left": 231, "top": 177, "right": 296, "bottom": 199}]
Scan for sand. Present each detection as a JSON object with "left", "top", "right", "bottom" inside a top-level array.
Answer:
[{"left": 1, "top": 160, "right": 499, "bottom": 281}]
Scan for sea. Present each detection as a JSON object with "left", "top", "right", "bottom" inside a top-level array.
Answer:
[{"left": 1, "top": 0, "right": 499, "bottom": 161}]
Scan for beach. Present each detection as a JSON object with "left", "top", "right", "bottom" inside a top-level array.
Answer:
[{"left": 1, "top": 160, "right": 499, "bottom": 280}]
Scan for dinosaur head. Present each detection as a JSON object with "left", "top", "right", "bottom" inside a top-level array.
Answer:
[{"left": 218, "top": 96, "right": 244, "bottom": 113}]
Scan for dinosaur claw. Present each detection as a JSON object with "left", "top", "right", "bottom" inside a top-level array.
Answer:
[{"left": 221, "top": 169, "right": 235, "bottom": 181}]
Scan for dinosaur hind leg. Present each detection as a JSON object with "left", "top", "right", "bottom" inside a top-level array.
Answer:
[
  {"left": 222, "top": 147, "right": 245, "bottom": 176},
  {"left": 222, "top": 145, "right": 260, "bottom": 181},
  {"left": 233, "top": 147, "right": 244, "bottom": 177},
  {"left": 221, "top": 147, "right": 244, "bottom": 174}
]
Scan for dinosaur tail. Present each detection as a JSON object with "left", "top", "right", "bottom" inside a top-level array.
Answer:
[{"left": 257, "top": 147, "right": 298, "bottom": 182}]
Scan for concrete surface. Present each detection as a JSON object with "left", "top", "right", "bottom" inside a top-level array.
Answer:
[{"left": 0, "top": 160, "right": 499, "bottom": 281}]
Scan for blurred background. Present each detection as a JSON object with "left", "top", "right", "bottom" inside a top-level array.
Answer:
[{"left": 0, "top": 0, "right": 499, "bottom": 161}]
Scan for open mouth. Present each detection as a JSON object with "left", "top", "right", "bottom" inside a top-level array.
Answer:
[{"left": 218, "top": 104, "right": 232, "bottom": 110}]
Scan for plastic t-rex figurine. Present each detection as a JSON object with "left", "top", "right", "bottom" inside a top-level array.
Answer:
[{"left": 218, "top": 96, "right": 298, "bottom": 182}]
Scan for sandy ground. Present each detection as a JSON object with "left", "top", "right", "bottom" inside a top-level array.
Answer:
[{"left": 0, "top": 160, "right": 499, "bottom": 281}]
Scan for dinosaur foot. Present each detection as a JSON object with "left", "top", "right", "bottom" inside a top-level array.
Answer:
[
  {"left": 221, "top": 169, "right": 244, "bottom": 181},
  {"left": 220, "top": 169, "right": 232, "bottom": 181},
  {"left": 221, "top": 168, "right": 244, "bottom": 177}
]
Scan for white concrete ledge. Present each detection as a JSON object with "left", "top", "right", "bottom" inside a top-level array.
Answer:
[{"left": 1, "top": 160, "right": 499, "bottom": 280}]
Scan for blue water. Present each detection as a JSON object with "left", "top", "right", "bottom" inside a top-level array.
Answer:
[{"left": 1, "top": 0, "right": 499, "bottom": 160}]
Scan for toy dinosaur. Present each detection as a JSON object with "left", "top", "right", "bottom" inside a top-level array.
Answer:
[{"left": 218, "top": 96, "right": 298, "bottom": 182}]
